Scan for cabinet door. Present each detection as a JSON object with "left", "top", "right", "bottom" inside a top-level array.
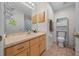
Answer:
[
  {"left": 39, "top": 36, "right": 46, "bottom": 54},
  {"left": 30, "top": 44, "right": 39, "bottom": 56},
  {"left": 5, "top": 47, "right": 14, "bottom": 56},
  {"left": 39, "top": 39, "right": 45, "bottom": 54},
  {"left": 16, "top": 48, "right": 29, "bottom": 56}
]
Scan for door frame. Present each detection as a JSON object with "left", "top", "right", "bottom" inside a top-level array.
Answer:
[{"left": 0, "top": 2, "right": 5, "bottom": 56}]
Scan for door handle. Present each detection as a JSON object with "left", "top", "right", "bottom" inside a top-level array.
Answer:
[{"left": 0, "top": 36, "right": 2, "bottom": 41}]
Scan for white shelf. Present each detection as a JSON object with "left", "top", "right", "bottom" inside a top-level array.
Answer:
[
  {"left": 56, "top": 30, "right": 68, "bottom": 32},
  {"left": 56, "top": 17, "right": 69, "bottom": 47},
  {"left": 56, "top": 25, "right": 68, "bottom": 27},
  {"left": 57, "top": 24, "right": 67, "bottom": 26}
]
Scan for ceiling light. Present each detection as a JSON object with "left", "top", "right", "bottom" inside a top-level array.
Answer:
[
  {"left": 28, "top": 2, "right": 32, "bottom": 4},
  {"left": 32, "top": 3, "right": 34, "bottom": 6}
]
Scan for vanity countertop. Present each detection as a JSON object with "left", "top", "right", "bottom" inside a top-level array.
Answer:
[{"left": 4, "top": 32, "right": 46, "bottom": 48}]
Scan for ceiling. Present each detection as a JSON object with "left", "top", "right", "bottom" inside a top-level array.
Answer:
[
  {"left": 15, "top": 2, "right": 32, "bottom": 16},
  {"left": 6, "top": 2, "right": 75, "bottom": 15},
  {"left": 50, "top": 2, "right": 75, "bottom": 11},
  {"left": 7, "top": 2, "right": 33, "bottom": 16}
]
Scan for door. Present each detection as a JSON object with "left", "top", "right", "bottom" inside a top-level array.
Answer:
[{"left": 0, "top": 2, "right": 5, "bottom": 56}]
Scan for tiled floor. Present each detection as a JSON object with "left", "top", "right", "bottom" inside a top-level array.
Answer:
[{"left": 42, "top": 43, "right": 75, "bottom": 56}]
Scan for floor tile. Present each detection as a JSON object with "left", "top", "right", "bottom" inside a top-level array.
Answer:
[{"left": 42, "top": 43, "right": 75, "bottom": 56}]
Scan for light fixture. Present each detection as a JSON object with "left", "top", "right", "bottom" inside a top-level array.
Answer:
[
  {"left": 28, "top": 2, "right": 32, "bottom": 4},
  {"left": 28, "top": 2, "right": 35, "bottom": 7},
  {"left": 32, "top": 3, "right": 34, "bottom": 6}
]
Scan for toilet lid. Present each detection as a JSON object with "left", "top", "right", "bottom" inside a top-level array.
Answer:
[{"left": 58, "top": 37, "right": 65, "bottom": 40}]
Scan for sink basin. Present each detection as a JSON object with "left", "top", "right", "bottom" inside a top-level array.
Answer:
[{"left": 26, "top": 32, "right": 37, "bottom": 35}]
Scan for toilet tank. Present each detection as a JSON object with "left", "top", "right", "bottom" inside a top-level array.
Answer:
[{"left": 57, "top": 32, "right": 66, "bottom": 37}]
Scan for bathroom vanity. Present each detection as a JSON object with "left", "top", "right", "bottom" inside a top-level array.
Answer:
[
  {"left": 3, "top": 2, "right": 46, "bottom": 56},
  {"left": 4, "top": 32, "right": 46, "bottom": 56}
]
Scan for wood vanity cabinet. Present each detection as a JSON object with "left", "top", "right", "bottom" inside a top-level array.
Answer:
[{"left": 5, "top": 34, "right": 46, "bottom": 56}]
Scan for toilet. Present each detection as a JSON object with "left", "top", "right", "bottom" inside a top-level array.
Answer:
[
  {"left": 57, "top": 32, "right": 65, "bottom": 48},
  {"left": 58, "top": 37, "right": 65, "bottom": 47}
]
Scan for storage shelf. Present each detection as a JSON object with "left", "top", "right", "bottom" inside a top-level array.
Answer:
[
  {"left": 56, "top": 25, "right": 68, "bottom": 27},
  {"left": 56, "top": 30, "right": 68, "bottom": 32},
  {"left": 56, "top": 17, "right": 69, "bottom": 47}
]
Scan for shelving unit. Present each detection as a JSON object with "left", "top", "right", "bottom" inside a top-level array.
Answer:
[{"left": 56, "top": 17, "right": 69, "bottom": 47}]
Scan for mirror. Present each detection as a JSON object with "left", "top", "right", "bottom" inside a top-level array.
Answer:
[{"left": 4, "top": 2, "right": 33, "bottom": 34}]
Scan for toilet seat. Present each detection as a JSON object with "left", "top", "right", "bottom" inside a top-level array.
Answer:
[
  {"left": 58, "top": 37, "right": 64, "bottom": 40},
  {"left": 58, "top": 37, "right": 65, "bottom": 42}
]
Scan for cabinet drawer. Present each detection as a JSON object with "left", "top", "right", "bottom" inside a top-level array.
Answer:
[
  {"left": 30, "top": 38, "right": 39, "bottom": 46},
  {"left": 13, "top": 41, "right": 29, "bottom": 55},
  {"left": 5, "top": 41, "right": 29, "bottom": 55},
  {"left": 16, "top": 48, "right": 29, "bottom": 56}
]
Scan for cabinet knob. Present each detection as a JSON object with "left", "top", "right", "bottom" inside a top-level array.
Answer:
[{"left": 0, "top": 36, "right": 2, "bottom": 41}]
